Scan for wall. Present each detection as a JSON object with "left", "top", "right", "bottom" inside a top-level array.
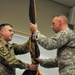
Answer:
[
  {"left": 10, "top": 34, "right": 59, "bottom": 75},
  {"left": 0, "top": 1, "right": 70, "bottom": 74},
  {"left": 0, "top": 0, "right": 70, "bottom": 37}
]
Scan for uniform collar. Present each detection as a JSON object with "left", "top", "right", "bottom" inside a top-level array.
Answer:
[
  {"left": 0, "top": 38, "right": 8, "bottom": 45},
  {"left": 0, "top": 38, "right": 11, "bottom": 48},
  {"left": 0, "top": 38, "right": 12, "bottom": 49}
]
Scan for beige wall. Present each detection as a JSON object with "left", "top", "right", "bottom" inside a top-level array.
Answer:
[{"left": 0, "top": 0, "right": 70, "bottom": 37}]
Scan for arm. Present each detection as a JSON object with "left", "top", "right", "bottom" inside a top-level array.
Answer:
[
  {"left": 9, "top": 58, "right": 38, "bottom": 70},
  {"left": 34, "top": 30, "right": 69, "bottom": 50},
  {"left": 0, "top": 55, "right": 37, "bottom": 70},
  {"left": 12, "top": 40, "right": 30, "bottom": 55},
  {"left": 37, "top": 57, "right": 58, "bottom": 68},
  {"left": 30, "top": 23, "right": 69, "bottom": 50}
]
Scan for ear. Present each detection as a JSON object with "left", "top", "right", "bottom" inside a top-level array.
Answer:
[
  {"left": 0, "top": 29, "right": 4, "bottom": 35},
  {"left": 59, "top": 20, "right": 62, "bottom": 26}
]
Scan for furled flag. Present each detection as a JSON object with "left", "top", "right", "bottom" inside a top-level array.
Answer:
[{"left": 22, "top": 0, "right": 42, "bottom": 75}]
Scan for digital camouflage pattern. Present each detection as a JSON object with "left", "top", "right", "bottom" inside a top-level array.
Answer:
[
  {"left": 0, "top": 38, "right": 30, "bottom": 75},
  {"left": 34, "top": 28, "right": 75, "bottom": 75}
]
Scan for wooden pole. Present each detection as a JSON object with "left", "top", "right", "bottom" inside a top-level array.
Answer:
[{"left": 14, "top": 30, "right": 31, "bottom": 36}]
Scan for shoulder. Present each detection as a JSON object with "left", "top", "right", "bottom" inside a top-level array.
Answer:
[
  {"left": 0, "top": 45, "right": 2, "bottom": 48},
  {"left": 0, "top": 45, "right": 5, "bottom": 54},
  {"left": 0, "top": 45, "right": 4, "bottom": 51}
]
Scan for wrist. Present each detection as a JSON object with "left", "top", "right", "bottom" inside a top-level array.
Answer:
[{"left": 26, "top": 64, "right": 29, "bottom": 70}]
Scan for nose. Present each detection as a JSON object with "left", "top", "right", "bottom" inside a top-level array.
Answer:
[
  {"left": 11, "top": 31, "right": 14, "bottom": 35},
  {"left": 51, "top": 25, "right": 53, "bottom": 29}
]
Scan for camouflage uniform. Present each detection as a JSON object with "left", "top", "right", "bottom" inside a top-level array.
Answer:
[
  {"left": 34, "top": 28, "right": 75, "bottom": 75},
  {"left": 0, "top": 38, "right": 30, "bottom": 75}
]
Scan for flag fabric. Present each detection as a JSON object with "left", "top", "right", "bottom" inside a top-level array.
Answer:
[
  {"left": 22, "top": 38, "right": 41, "bottom": 75},
  {"left": 29, "top": 0, "right": 36, "bottom": 24},
  {"left": 22, "top": 0, "right": 42, "bottom": 75}
]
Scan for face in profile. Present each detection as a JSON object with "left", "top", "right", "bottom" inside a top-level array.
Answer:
[
  {"left": 52, "top": 17, "right": 61, "bottom": 33},
  {"left": 0, "top": 25, "right": 13, "bottom": 41}
]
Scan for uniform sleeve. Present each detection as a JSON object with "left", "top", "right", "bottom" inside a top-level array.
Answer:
[
  {"left": 34, "top": 30, "right": 69, "bottom": 50},
  {"left": 12, "top": 40, "right": 30, "bottom": 55},
  {"left": 40, "top": 57, "right": 58, "bottom": 68},
  {"left": 0, "top": 50, "right": 29, "bottom": 69},
  {"left": 9, "top": 58, "right": 29, "bottom": 69}
]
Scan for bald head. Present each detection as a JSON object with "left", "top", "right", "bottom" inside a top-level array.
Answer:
[
  {"left": 52, "top": 14, "right": 69, "bottom": 33},
  {"left": 53, "top": 14, "right": 68, "bottom": 24}
]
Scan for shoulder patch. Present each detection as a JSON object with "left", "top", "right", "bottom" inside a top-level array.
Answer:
[{"left": 0, "top": 45, "right": 2, "bottom": 48}]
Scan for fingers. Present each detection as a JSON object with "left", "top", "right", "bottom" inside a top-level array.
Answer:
[
  {"left": 33, "top": 64, "right": 38, "bottom": 70},
  {"left": 28, "top": 64, "right": 39, "bottom": 71},
  {"left": 36, "top": 57, "right": 41, "bottom": 63},
  {"left": 30, "top": 22, "right": 38, "bottom": 32}
]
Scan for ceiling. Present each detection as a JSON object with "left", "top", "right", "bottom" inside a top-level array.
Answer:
[{"left": 53, "top": 0, "right": 75, "bottom": 8}]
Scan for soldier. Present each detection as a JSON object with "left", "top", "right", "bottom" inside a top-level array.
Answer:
[
  {"left": 30, "top": 13, "right": 75, "bottom": 75},
  {"left": 0, "top": 23, "right": 38, "bottom": 75}
]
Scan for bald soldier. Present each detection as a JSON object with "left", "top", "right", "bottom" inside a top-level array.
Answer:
[
  {"left": 30, "top": 14, "right": 75, "bottom": 75},
  {"left": 0, "top": 23, "right": 38, "bottom": 75}
]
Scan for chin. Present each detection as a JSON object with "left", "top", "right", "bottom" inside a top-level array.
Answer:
[{"left": 9, "top": 38, "right": 12, "bottom": 41}]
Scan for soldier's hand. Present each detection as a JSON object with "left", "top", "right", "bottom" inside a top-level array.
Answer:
[
  {"left": 36, "top": 57, "right": 41, "bottom": 63},
  {"left": 30, "top": 23, "right": 38, "bottom": 33},
  {"left": 28, "top": 64, "right": 38, "bottom": 71}
]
